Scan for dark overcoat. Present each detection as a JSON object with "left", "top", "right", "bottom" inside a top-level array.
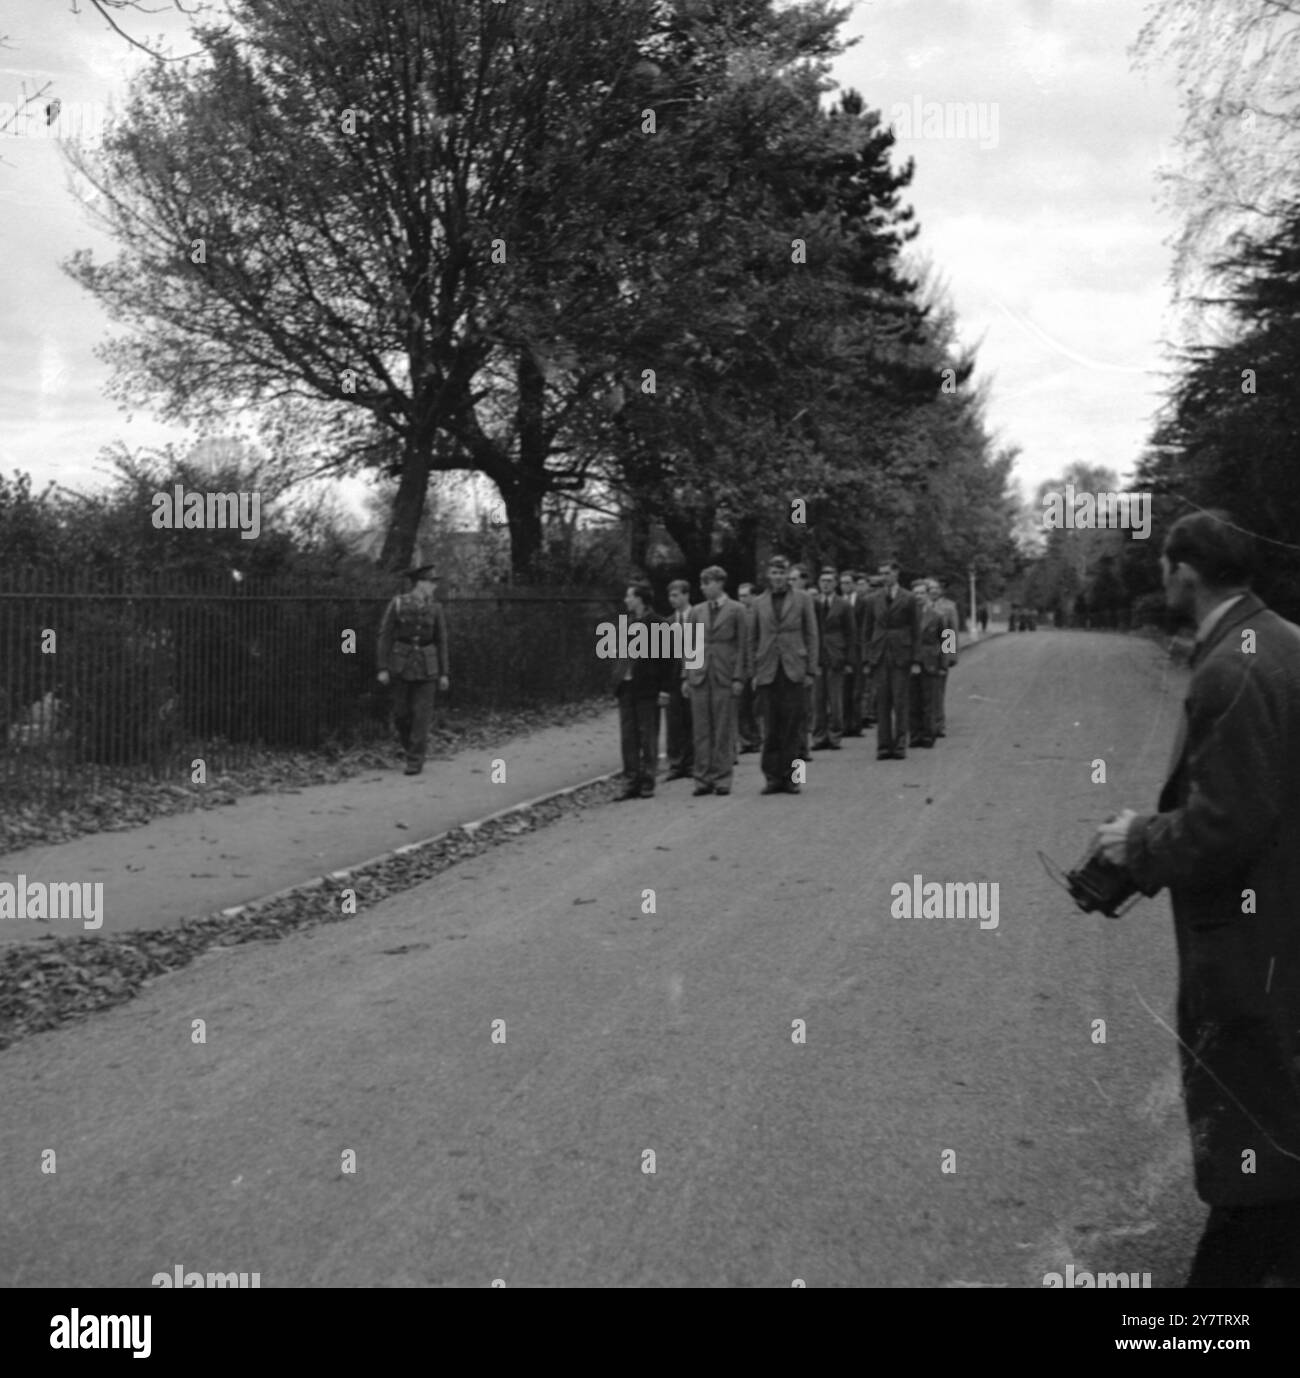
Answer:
[{"left": 1127, "top": 592, "right": 1300, "bottom": 1205}]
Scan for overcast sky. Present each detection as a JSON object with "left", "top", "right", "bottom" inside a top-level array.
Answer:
[{"left": 0, "top": 0, "right": 1183, "bottom": 516}]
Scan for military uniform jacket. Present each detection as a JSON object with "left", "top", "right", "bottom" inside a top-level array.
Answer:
[
  {"left": 1126, "top": 593, "right": 1300, "bottom": 1205},
  {"left": 860, "top": 587, "right": 922, "bottom": 670},
  {"left": 378, "top": 587, "right": 449, "bottom": 681}
]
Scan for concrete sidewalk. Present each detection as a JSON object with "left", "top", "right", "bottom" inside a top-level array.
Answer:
[{"left": 0, "top": 624, "right": 1005, "bottom": 944}]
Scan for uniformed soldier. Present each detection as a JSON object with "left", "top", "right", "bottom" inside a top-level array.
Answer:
[{"left": 376, "top": 553, "right": 450, "bottom": 775}]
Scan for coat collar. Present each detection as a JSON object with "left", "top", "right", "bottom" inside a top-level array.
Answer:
[{"left": 1190, "top": 591, "right": 1263, "bottom": 668}]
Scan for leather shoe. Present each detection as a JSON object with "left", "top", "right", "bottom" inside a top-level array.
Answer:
[
  {"left": 714, "top": 788, "right": 730, "bottom": 795},
  {"left": 615, "top": 786, "right": 640, "bottom": 801},
  {"left": 876, "top": 750, "right": 892, "bottom": 760},
  {"left": 761, "top": 780, "right": 783, "bottom": 795},
  {"left": 783, "top": 781, "right": 802, "bottom": 794},
  {"left": 692, "top": 783, "right": 714, "bottom": 796},
  {"left": 403, "top": 763, "right": 423, "bottom": 775},
  {"left": 891, "top": 750, "right": 907, "bottom": 759}
]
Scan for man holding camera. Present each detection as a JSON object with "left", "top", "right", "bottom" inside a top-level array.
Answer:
[{"left": 1096, "top": 510, "right": 1300, "bottom": 1288}]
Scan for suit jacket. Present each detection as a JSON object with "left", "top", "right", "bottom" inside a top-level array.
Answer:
[
  {"left": 860, "top": 586, "right": 922, "bottom": 671},
  {"left": 812, "top": 593, "right": 855, "bottom": 672},
  {"left": 610, "top": 612, "right": 675, "bottom": 699},
  {"left": 378, "top": 588, "right": 449, "bottom": 681},
  {"left": 666, "top": 605, "right": 693, "bottom": 699},
  {"left": 684, "top": 596, "right": 748, "bottom": 689},
  {"left": 748, "top": 587, "right": 819, "bottom": 687},
  {"left": 933, "top": 596, "right": 960, "bottom": 669},
  {"left": 915, "top": 604, "right": 946, "bottom": 673},
  {"left": 1126, "top": 592, "right": 1300, "bottom": 1205}
]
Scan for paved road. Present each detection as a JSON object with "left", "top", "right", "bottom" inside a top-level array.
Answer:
[{"left": 0, "top": 631, "right": 1206, "bottom": 1286}]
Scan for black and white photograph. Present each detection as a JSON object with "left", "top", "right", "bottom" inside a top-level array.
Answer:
[{"left": 2, "top": 0, "right": 1299, "bottom": 1342}]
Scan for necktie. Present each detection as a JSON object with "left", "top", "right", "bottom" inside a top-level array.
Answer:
[{"left": 708, "top": 601, "right": 717, "bottom": 631}]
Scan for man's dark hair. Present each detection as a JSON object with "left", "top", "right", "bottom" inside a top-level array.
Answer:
[
  {"left": 820, "top": 565, "right": 838, "bottom": 577},
  {"left": 667, "top": 578, "right": 691, "bottom": 596},
  {"left": 1164, "top": 510, "right": 1255, "bottom": 589},
  {"left": 882, "top": 560, "right": 901, "bottom": 574},
  {"left": 628, "top": 582, "right": 655, "bottom": 608}
]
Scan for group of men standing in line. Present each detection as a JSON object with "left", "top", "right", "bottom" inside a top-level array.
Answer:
[{"left": 611, "top": 554, "right": 961, "bottom": 799}]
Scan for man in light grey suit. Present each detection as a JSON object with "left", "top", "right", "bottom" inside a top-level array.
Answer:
[
  {"left": 747, "top": 554, "right": 819, "bottom": 794},
  {"left": 682, "top": 565, "right": 748, "bottom": 795}
]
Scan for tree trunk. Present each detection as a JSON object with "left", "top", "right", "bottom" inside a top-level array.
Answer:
[
  {"left": 378, "top": 434, "right": 432, "bottom": 573},
  {"left": 662, "top": 507, "right": 715, "bottom": 581}
]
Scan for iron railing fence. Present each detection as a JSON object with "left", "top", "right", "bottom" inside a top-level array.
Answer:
[{"left": 1, "top": 566, "right": 617, "bottom": 805}]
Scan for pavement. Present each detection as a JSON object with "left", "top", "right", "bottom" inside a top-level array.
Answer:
[
  {"left": 0, "top": 624, "right": 1005, "bottom": 943},
  {"left": 0, "top": 627, "right": 1208, "bottom": 1287}
]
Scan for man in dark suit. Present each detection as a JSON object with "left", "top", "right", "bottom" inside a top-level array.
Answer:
[
  {"left": 736, "top": 582, "right": 763, "bottom": 752},
  {"left": 376, "top": 552, "right": 450, "bottom": 775},
  {"left": 682, "top": 565, "right": 748, "bottom": 795},
  {"left": 664, "top": 579, "right": 695, "bottom": 781},
  {"left": 747, "top": 555, "right": 819, "bottom": 795},
  {"left": 812, "top": 566, "right": 854, "bottom": 750},
  {"left": 860, "top": 560, "right": 922, "bottom": 760},
  {"left": 908, "top": 579, "right": 943, "bottom": 749},
  {"left": 1097, "top": 510, "right": 1300, "bottom": 1287},
  {"left": 611, "top": 583, "right": 673, "bottom": 800},
  {"left": 855, "top": 572, "right": 881, "bottom": 728},
  {"left": 840, "top": 570, "right": 864, "bottom": 737},
  {"left": 789, "top": 564, "right": 815, "bottom": 758}
]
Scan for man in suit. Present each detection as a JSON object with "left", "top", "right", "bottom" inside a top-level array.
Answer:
[
  {"left": 736, "top": 582, "right": 763, "bottom": 752},
  {"left": 840, "top": 570, "right": 864, "bottom": 737},
  {"left": 855, "top": 572, "right": 880, "bottom": 729},
  {"left": 376, "top": 553, "right": 450, "bottom": 775},
  {"left": 748, "top": 555, "right": 819, "bottom": 795},
  {"left": 908, "top": 579, "right": 943, "bottom": 749},
  {"left": 929, "top": 578, "right": 960, "bottom": 739},
  {"left": 860, "top": 561, "right": 921, "bottom": 760},
  {"left": 611, "top": 582, "right": 673, "bottom": 800},
  {"left": 664, "top": 579, "right": 695, "bottom": 781},
  {"left": 812, "top": 566, "right": 854, "bottom": 750},
  {"left": 682, "top": 565, "right": 747, "bottom": 795},
  {"left": 789, "top": 564, "right": 815, "bottom": 758},
  {"left": 1097, "top": 510, "right": 1300, "bottom": 1286}
]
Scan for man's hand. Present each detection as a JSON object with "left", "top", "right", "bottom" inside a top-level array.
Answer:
[
  {"left": 681, "top": 682, "right": 692, "bottom": 700},
  {"left": 910, "top": 663, "right": 921, "bottom": 676},
  {"left": 657, "top": 691, "right": 670, "bottom": 707},
  {"left": 1095, "top": 809, "right": 1139, "bottom": 867},
  {"left": 438, "top": 675, "right": 449, "bottom": 692},
  {"left": 377, "top": 670, "right": 390, "bottom": 686},
  {"left": 731, "top": 678, "right": 743, "bottom": 697}
]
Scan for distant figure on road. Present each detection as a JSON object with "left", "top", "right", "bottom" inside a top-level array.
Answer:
[
  {"left": 977, "top": 602, "right": 988, "bottom": 634},
  {"left": 1096, "top": 510, "right": 1300, "bottom": 1287},
  {"left": 377, "top": 552, "right": 449, "bottom": 776},
  {"left": 789, "top": 564, "right": 815, "bottom": 759},
  {"left": 612, "top": 583, "right": 672, "bottom": 801},
  {"left": 748, "top": 555, "right": 819, "bottom": 795},
  {"left": 682, "top": 565, "right": 747, "bottom": 796},
  {"left": 664, "top": 579, "right": 695, "bottom": 783},
  {"left": 861, "top": 561, "right": 921, "bottom": 760}
]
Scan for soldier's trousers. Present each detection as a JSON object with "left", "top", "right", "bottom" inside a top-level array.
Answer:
[
  {"left": 873, "top": 660, "right": 911, "bottom": 755},
  {"left": 858, "top": 665, "right": 877, "bottom": 724},
  {"left": 812, "top": 667, "right": 844, "bottom": 745},
  {"left": 757, "top": 666, "right": 806, "bottom": 786},
  {"left": 618, "top": 691, "right": 660, "bottom": 793},
  {"left": 935, "top": 668, "right": 950, "bottom": 735},
  {"left": 909, "top": 671, "right": 940, "bottom": 743},
  {"left": 842, "top": 668, "right": 861, "bottom": 734},
  {"left": 665, "top": 677, "right": 693, "bottom": 772},
  {"left": 738, "top": 681, "right": 762, "bottom": 750},
  {"left": 691, "top": 682, "right": 738, "bottom": 790},
  {"left": 392, "top": 677, "right": 436, "bottom": 767}
]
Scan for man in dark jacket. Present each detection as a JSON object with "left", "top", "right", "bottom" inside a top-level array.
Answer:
[
  {"left": 860, "top": 561, "right": 922, "bottom": 760},
  {"left": 811, "top": 566, "right": 854, "bottom": 750},
  {"left": 1097, "top": 510, "right": 1300, "bottom": 1287},
  {"left": 611, "top": 583, "right": 673, "bottom": 800},
  {"left": 377, "top": 553, "right": 450, "bottom": 775}
]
